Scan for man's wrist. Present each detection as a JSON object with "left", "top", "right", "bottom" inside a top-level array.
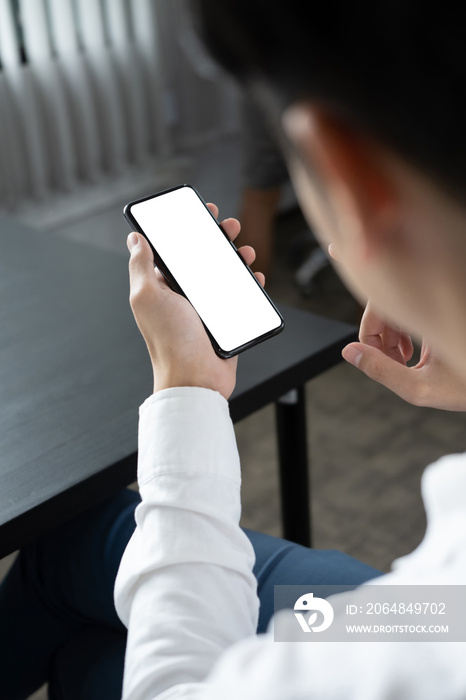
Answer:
[
  {"left": 153, "top": 374, "right": 220, "bottom": 396},
  {"left": 151, "top": 356, "right": 237, "bottom": 401}
]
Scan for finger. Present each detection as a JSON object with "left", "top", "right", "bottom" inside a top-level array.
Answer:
[
  {"left": 380, "top": 324, "right": 406, "bottom": 364},
  {"left": 416, "top": 340, "right": 431, "bottom": 369},
  {"left": 220, "top": 217, "right": 241, "bottom": 241},
  {"left": 205, "top": 202, "right": 241, "bottom": 241},
  {"left": 237, "top": 244, "right": 255, "bottom": 267},
  {"left": 328, "top": 243, "right": 339, "bottom": 261},
  {"left": 342, "top": 342, "right": 416, "bottom": 401},
  {"left": 358, "top": 302, "right": 405, "bottom": 362},
  {"left": 127, "top": 232, "right": 155, "bottom": 271},
  {"left": 127, "top": 233, "right": 159, "bottom": 302},
  {"left": 359, "top": 303, "right": 385, "bottom": 350},
  {"left": 254, "top": 271, "right": 265, "bottom": 287},
  {"left": 399, "top": 331, "right": 415, "bottom": 363},
  {"left": 206, "top": 202, "right": 219, "bottom": 219}
]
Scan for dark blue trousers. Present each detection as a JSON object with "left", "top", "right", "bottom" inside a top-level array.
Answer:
[{"left": 0, "top": 489, "right": 381, "bottom": 699}]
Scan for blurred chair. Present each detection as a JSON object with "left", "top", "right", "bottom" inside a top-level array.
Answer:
[{"left": 0, "top": 0, "right": 239, "bottom": 231}]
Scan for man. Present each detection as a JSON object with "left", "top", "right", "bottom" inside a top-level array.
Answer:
[
  {"left": 2, "top": 1, "right": 466, "bottom": 698},
  {"left": 117, "top": 1, "right": 466, "bottom": 697}
]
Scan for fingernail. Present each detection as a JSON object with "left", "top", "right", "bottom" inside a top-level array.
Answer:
[
  {"left": 342, "top": 346, "right": 363, "bottom": 367},
  {"left": 127, "top": 232, "right": 138, "bottom": 252}
]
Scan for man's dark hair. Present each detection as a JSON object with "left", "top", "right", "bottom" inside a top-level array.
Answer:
[{"left": 193, "top": 1, "right": 466, "bottom": 204}]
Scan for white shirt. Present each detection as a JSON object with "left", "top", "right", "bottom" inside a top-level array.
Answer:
[{"left": 114, "top": 387, "right": 466, "bottom": 699}]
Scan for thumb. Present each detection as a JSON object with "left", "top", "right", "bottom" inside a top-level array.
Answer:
[
  {"left": 342, "top": 342, "right": 413, "bottom": 399},
  {"left": 127, "top": 232, "right": 154, "bottom": 272},
  {"left": 127, "top": 233, "right": 159, "bottom": 303}
]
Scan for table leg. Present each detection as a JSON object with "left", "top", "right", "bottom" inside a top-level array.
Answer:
[{"left": 275, "top": 386, "right": 312, "bottom": 547}]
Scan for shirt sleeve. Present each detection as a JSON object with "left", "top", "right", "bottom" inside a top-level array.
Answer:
[
  {"left": 114, "top": 386, "right": 260, "bottom": 699},
  {"left": 114, "top": 388, "right": 466, "bottom": 700}
]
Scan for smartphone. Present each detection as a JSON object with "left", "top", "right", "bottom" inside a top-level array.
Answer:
[{"left": 124, "top": 184, "right": 284, "bottom": 358}]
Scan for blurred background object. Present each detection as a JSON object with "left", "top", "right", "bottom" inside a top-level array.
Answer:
[
  {"left": 236, "top": 95, "right": 330, "bottom": 289},
  {"left": 0, "top": 0, "right": 239, "bottom": 230}
]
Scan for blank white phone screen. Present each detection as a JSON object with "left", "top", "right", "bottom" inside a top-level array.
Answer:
[{"left": 129, "top": 187, "right": 283, "bottom": 353}]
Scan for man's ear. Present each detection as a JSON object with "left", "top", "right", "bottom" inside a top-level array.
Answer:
[{"left": 282, "top": 101, "right": 399, "bottom": 261}]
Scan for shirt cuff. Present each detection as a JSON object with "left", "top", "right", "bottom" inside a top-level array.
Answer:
[{"left": 137, "top": 386, "right": 240, "bottom": 487}]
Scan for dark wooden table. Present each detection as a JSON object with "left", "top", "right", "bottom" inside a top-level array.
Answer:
[{"left": 0, "top": 215, "right": 356, "bottom": 558}]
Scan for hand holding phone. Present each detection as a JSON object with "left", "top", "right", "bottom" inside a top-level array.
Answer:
[
  {"left": 124, "top": 185, "right": 284, "bottom": 359},
  {"left": 125, "top": 190, "right": 280, "bottom": 399}
]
